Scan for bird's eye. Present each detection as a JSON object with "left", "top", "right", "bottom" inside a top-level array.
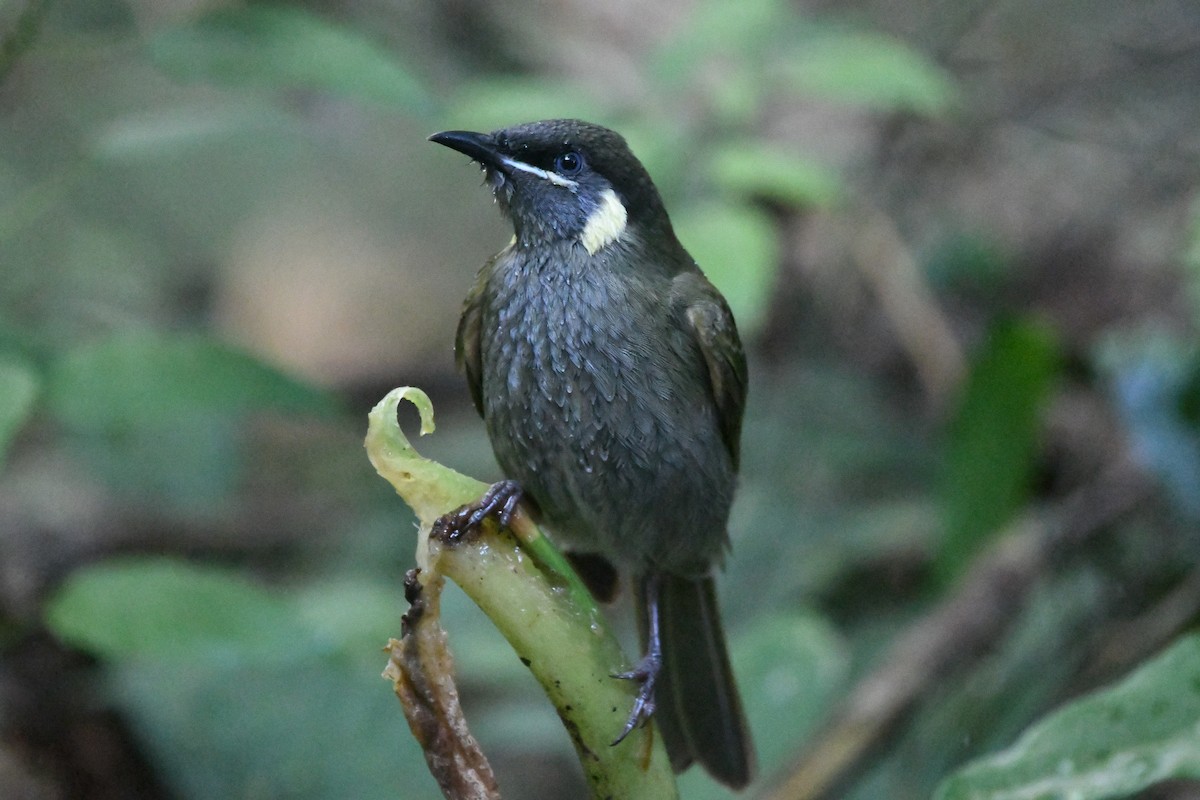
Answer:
[{"left": 555, "top": 151, "right": 584, "bottom": 175}]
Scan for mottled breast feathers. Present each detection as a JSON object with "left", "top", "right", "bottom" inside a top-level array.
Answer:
[{"left": 455, "top": 248, "right": 747, "bottom": 471}]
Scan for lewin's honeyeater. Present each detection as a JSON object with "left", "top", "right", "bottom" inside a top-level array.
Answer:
[{"left": 429, "top": 119, "right": 754, "bottom": 788}]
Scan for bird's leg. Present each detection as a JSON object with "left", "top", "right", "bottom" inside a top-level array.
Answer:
[
  {"left": 435, "top": 479, "right": 524, "bottom": 541},
  {"left": 611, "top": 573, "right": 663, "bottom": 745}
]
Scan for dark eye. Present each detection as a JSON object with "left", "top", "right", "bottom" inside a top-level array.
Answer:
[{"left": 555, "top": 151, "right": 584, "bottom": 175}]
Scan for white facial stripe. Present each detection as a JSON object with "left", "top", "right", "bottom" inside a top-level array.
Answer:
[
  {"left": 499, "top": 155, "right": 578, "bottom": 189},
  {"left": 580, "top": 188, "right": 628, "bottom": 255}
]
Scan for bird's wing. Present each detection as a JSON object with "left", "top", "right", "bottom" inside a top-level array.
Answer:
[
  {"left": 675, "top": 271, "right": 748, "bottom": 469},
  {"left": 455, "top": 256, "right": 494, "bottom": 418}
]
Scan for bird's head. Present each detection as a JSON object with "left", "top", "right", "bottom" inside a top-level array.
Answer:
[{"left": 429, "top": 119, "right": 669, "bottom": 254}]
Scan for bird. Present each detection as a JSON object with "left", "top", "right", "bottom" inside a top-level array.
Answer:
[{"left": 429, "top": 118, "right": 754, "bottom": 789}]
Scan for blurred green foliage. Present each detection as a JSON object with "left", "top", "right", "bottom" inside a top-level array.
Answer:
[
  {"left": 148, "top": 6, "right": 432, "bottom": 112},
  {"left": 935, "top": 634, "right": 1200, "bottom": 800},
  {"left": 777, "top": 27, "right": 958, "bottom": 114},
  {"left": 47, "top": 558, "right": 318, "bottom": 660},
  {"left": 46, "top": 331, "right": 336, "bottom": 428},
  {"left": 46, "top": 558, "right": 440, "bottom": 799},
  {"left": 1, "top": 0, "right": 1198, "bottom": 799},
  {"left": 43, "top": 330, "right": 336, "bottom": 511},
  {"left": 0, "top": 356, "right": 38, "bottom": 463},
  {"left": 674, "top": 202, "right": 780, "bottom": 335},
  {"left": 937, "top": 319, "right": 1061, "bottom": 583},
  {"left": 651, "top": 0, "right": 958, "bottom": 118}
]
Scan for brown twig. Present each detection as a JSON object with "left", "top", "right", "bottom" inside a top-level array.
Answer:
[
  {"left": 850, "top": 210, "right": 967, "bottom": 411},
  {"left": 384, "top": 568, "right": 502, "bottom": 800},
  {"left": 1081, "top": 565, "right": 1200, "bottom": 688}
]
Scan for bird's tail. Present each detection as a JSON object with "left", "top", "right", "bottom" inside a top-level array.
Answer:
[{"left": 640, "top": 573, "right": 755, "bottom": 789}]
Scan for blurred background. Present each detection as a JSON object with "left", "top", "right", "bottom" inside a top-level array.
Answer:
[{"left": 2, "top": 0, "right": 1199, "bottom": 798}]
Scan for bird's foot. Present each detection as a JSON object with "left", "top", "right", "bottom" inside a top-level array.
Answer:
[
  {"left": 611, "top": 651, "right": 662, "bottom": 745},
  {"left": 434, "top": 479, "right": 524, "bottom": 542}
]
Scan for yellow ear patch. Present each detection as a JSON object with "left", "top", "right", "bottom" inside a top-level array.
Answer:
[{"left": 580, "top": 189, "right": 628, "bottom": 255}]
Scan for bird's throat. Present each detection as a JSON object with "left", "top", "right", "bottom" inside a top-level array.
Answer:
[{"left": 580, "top": 188, "right": 628, "bottom": 255}]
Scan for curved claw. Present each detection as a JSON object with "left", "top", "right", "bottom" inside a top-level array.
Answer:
[
  {"left": 611, "top": 573, "right": 665, "bottom": 747},
  {"left": 436, "top": 480, "right": 524, "bottom": 542},
  {"left": 611, "top": 651, "right": 662, "bottom": 745},
  {"left": 468, "top": 479, "right": 524, "bottom": 528}
]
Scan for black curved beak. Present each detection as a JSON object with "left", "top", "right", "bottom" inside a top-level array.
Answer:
[{"left": 428, "top": 130, "right": 503, "bottom": 169}]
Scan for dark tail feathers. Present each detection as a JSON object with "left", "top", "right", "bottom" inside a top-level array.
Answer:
[{"left": 640, "top": 573, "right": 755, "bottom": 788}]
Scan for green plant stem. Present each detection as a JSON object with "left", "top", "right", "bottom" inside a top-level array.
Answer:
[{"left": 368, "top": 387, "right": 678, "bottom": 799}]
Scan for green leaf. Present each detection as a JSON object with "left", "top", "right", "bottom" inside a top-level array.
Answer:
[
  {"left": 707, "top": 64, "right": 768, "bottom": 126},
  {"left": 93, "top": 104, "right": 299, "bottom": 161},
  {"left": 44, "top": 558, "right": 309, "bottom": 661},
  {"left": 739, "top": 612, "right": 848, "bottom": 760},
  {"left": 781, "top": 29, "right": 958, "bottom": 114},
  {"left": 936, "top": 320, "right": 1060, "bottom": 582},
  {"left": 147, "top": 5, "right": 431, "bottom": 111},
  {"left": 45, "top": 330, "right": 335, "bottom": 431},
  {"left": 444, "top": 76, "right": 610, "bottom": 132},
  {"left": 0, "top": 356, "right": 39, "bottom": 464},
  {"left": 365, "top": 386, "right": 487, "bottom": 537},
  {"left": 73, "top": 413, "right": 246, "bottom": 511},
  {"left": 290, "top": 578, "right": 405, "bottom": 660},
  {"left": 45, "top": 331, "right": 333, "bottom": 512},
  {"left": 42, "top": 556, "right": 436, "bottom": 798},
  {"left": 709, "top": 142, "right": 843, "bottom": 208},
  {"left": 673, "top": 202, "right": 779, "bottom": 336},
  {"left": 654, "top": 0, "right": 794, "bottom": 82},
  {"left": 45, "top": 559, "right": 440, "bottom": 798},
  {"left": 934, "top": 634, "right": 1200, "bottom": 800},
  {"left": 111, "top": 658, "right": 439, "bottom": 800}
]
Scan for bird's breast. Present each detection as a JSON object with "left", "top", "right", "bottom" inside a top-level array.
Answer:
[
  {"left": 484, "top": 251, "right": 658, "bottom": 453},
  {"left": 476, "top": 246, "right": 734, "bottom": 571}
]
